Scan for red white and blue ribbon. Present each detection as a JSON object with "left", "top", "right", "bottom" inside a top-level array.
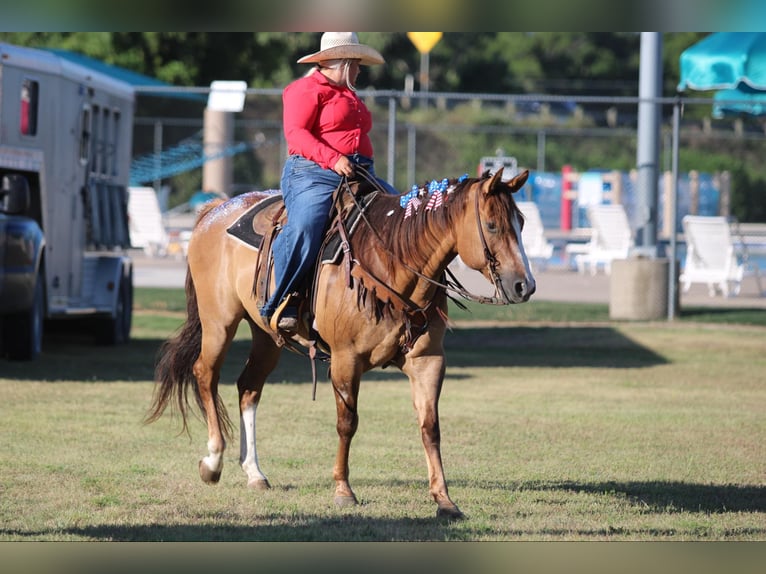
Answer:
[{"left": 400, "top": 174, "right": 469, "bottom": 218}]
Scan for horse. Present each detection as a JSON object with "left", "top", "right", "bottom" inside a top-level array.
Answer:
[{"left": 146, "top": 167, "right": 535, "bottom": 519}]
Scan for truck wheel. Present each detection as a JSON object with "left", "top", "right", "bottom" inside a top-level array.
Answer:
[
  {"left": 95, "top": 269, "right": 133, "bottom": 345},
  {"left": 4, "top": 272, "right": 45, "bottom": 360}
]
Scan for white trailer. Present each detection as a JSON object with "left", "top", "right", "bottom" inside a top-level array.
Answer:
[{"left": 0, "top": 42, "right": 135, "bottom": 360}]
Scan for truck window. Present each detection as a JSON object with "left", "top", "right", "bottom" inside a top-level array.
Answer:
[{"left": 20, "top": 79, "right": 39, "bottom": 136}]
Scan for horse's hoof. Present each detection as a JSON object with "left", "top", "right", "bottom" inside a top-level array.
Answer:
[
  {"left": 198, "top": 460, "right": 221, "bottom": 484},
  {"left": 247, "top": 478, "right": 271, "bottom": 490},
  {"left": 334, "top": 494, "right": 358, "bottom": 508},
  {"left": 436, "top": 505, "right": 465, "bottom": 520}
]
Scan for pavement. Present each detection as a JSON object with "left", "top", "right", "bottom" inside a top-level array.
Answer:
[{"left": 131, "top": 250, "right": 766, "bottom": 310}]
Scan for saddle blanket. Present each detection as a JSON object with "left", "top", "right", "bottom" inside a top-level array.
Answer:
[{"left": 225, "top": 189, "right": 379, "bottom": 265}]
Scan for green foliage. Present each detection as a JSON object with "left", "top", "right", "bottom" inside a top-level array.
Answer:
[
  {"left": 0, "top": 32, "right": 694, "bottom": 95},
  {"left": 2, "top": 32, "right": 763, "bottom": 220}
]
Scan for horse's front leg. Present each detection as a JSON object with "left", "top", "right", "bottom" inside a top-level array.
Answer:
[
  {"left": 403, "top": 353, "right": 464, "bottom": 520},
  {"left": 238, "top": 326, "right": 281, "bottom": 490},
  {"left": 330, "top": 357, "right": 362, "bottom": 507}
]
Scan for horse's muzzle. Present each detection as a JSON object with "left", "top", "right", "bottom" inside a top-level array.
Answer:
[{"left": 509, "top": 276, "right": 536, "bottom": 303}]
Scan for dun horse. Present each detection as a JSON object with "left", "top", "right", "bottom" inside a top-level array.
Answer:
[{"left": 146, "top": 167, "right": 535, "bottom": 519}]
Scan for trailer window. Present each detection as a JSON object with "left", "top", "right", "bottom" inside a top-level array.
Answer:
[
  {"left": 80, "top": 106, "right": 92, "bottom": 163},
  {"left": 90, "top": 105, "right": 100, "bottom": 174},
  {"left": 102, "top": 108, "right": 111, "bottom": 175},
  {"left": 20, "top": 79, "right": 39, "bottom": 136},
  {"left": 112, "top": 110, "right": 121, "bottom": 176}
]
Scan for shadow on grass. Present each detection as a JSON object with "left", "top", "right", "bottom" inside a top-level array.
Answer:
[
  {"left": 444, "top": 326, "right": 667, "bottom": 369},
  {"left": 513, "top": 479, "right": 766, "bottom": 514},
  {"left": 1, "top": 325, "right": 665, "bottom": 383},
  {"left": 3, "top": 479, "right": 763, "bottom": 541}
]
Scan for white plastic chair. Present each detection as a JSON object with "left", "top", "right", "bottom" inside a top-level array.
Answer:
[
  {"left": 128, "top": 186, "right": 169, "bottom": 257},
  {"left": 680, "top": 215, "right": 762, "bottom": 297},
  {"left": 574, "top": 204, "right": 633, "bottom": 275},
  {"left": 516, "top": 201, "right": 554, "bottom": 269}
]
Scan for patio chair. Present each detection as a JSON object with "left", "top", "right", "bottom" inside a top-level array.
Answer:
[
  {"left": 516, "top": 201, "right": 555, "bottom": 269},
  {"left": 679, "top": 215, "right": 763, "bottom": 297},
  {"left": 128, "top": 186, "right": 169, "bottom": 257},
  {"left": 574, "top": 204, "right": 633, "bottom": 275}
]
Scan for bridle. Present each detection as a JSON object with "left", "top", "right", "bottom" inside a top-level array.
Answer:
[{"left": 348, "top": 166, "right": 517, "bottom": 307}]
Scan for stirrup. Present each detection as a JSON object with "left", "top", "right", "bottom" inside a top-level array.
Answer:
[
  {"left": 269, "top": 293, "right": 298, "bottom": 332},
  {"left": 277, "top": 315, "right": 298, "bottom": 331}
]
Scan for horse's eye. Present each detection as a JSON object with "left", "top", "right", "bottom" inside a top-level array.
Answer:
[{"left": 485, "top": 221, "right": 498, "bottom": 233}]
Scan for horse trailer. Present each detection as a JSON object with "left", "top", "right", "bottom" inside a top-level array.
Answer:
[{"left": 0, "top": 42, "right": 135, "bottom": 360}]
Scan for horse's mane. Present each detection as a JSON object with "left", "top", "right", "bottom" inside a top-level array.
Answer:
[{"left": 350, "top": 175, "right": 481, "bottom": 270}]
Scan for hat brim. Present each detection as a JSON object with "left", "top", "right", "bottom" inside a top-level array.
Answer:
[{"left": 297, "top": 44, "right": 385, "bottom": 66}]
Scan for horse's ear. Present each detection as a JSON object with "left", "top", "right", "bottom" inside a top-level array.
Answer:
[
  {"left": 483, "top": 167, "right": 505, "bottom": 196},
  {"left": 508, "top": 169, "right": 530, "bottom": 194}
]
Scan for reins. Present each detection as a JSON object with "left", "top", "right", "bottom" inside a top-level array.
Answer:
[{"left": 350, "top": 166, "right": 514, "bottom": 306}]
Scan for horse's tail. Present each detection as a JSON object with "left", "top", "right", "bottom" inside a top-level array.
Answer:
[{"left": 144, "top": 267, "right": 233, "bottom": 439}]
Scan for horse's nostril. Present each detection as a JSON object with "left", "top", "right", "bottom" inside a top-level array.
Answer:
[{"left": 514, "top": 280, "right": 526, "bottom": 297}]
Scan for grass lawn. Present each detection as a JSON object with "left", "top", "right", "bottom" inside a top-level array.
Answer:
[{"left": 0, "top": 288, "right": 763, "bottom": 542}]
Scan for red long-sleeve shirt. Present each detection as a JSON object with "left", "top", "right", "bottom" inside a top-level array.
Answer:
[{"left": 282, "top": 69, "right": 374, "bottom": 170}]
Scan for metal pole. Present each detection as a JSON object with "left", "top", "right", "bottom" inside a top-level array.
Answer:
[
  {"left": 387, "top": 97, "right": 396, "bottom": 187},
  {"left": 153, "top": 120, "right": 163, "bottom": 193},
  {"left": 636, "top": 32, "right": 662, "bottom": 254},
  {"left": 668, "top": 96, "right": 681, "bottom": 321},
  {"left": 536, "top": 129, "right": 546, "bottom": 173},
  {"left": 420, "top": 52, "right": 430, "bottom": 107},
  {"left": 407, "top": 124, "right": 416, "bottom": 187}
]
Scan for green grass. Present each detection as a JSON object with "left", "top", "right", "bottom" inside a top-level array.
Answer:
[
  {"left": 135, "top": 287, "right": 766, "bottom": 326},
  {"left": 0, "top": 288, "right": 763, "bottom": 541}
]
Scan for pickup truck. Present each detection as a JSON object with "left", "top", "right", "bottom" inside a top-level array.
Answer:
[{"left": 0, "top": 174, "right": 45, "bottom": 360}]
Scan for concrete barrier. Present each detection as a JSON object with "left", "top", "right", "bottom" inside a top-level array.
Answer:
[{"left": 609, "top": 258, "right": 671, "bottom": 320}]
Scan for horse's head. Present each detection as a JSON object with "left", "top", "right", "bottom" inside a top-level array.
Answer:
[{"left": 454, "top": 168, "right": 536, "bottom": 304}]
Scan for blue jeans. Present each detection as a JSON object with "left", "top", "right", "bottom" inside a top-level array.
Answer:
[{"left": 260, "top": 154, "right": 396, "bottom": 318}]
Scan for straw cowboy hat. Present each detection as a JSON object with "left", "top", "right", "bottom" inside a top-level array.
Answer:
[{"left": 297, "top": 32, "right": 385, "bottom": 65}]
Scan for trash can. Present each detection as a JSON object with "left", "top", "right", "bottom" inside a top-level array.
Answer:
[{"left": 609, "top": 257, "right": 670, "bottom": 320}]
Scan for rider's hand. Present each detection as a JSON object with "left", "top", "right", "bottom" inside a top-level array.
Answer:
[{"left": 333, "top": 156, "right": 355, "bottom": 177}]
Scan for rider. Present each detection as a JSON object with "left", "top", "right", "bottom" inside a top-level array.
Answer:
[{"left": 261, "top": 32, "right": 397, "bottom": 332}]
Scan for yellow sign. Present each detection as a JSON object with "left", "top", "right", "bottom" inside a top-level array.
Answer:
[{"left": 407, "top": 32, "right": 443, "bottom": 54}]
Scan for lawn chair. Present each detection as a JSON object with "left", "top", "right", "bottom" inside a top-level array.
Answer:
[
  {"left": 679, "top": 215, "right": 763, "bottom": 297},
  {"left": 574, "top": 204, "right": 633, "bottom": 275},
  {"left": 516, "top": 201, "right": 554, "bottom": 269},
  {"left": 128, "top": 186, "right": 169, "bottom": 257}
]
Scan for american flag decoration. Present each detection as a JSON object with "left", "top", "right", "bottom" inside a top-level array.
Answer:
[
  {"left": 400, "top": 185, "right": 419, "bottom": 208},
  {"left": 425, "top": 178, "right": 448, "bottom": 211},
  {"left": 404, "top": 196, "right": 421, "bottom": 219},
  {"left": 425, "top": 189, "right": 442, "bottom": 210}
]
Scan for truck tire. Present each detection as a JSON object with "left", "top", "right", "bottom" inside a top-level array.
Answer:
[
  {"left": 4, "top": 272, "right": 45, "bottom": 360},
  {"left": 95, "top": 268, "right": 133, "bottom": 345}
]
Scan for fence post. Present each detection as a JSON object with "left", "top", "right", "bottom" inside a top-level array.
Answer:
[
  {"left": 718, "top": 170, "right": 731, "bottom": 217},
  {"left": 561, "top": 164, "right": 573, "bottom": 231},
  {"left": 689, "top": 170, "right": 699, "bottom": 215},
  {"left": 387, "top": 97, "right": 396, "bottom": 187}
]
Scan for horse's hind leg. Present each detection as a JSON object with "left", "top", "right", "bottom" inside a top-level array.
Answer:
[
  {"left": 238, "top": 323, "right": 281, "bottom": 490},
  {"left": 195, "top": 320, "right": 239, "bottom": 484}
]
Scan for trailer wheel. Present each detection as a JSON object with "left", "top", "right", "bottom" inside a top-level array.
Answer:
[
  {"left": 95, "top": 268, "right": 133, "bottom": 345},
  {"left": 4, "top": 271, "right": 45, "bottom": 361}
]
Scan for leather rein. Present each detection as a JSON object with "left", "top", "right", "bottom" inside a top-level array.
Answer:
[{"left": 347, "top": 167, "right": 515, "bottom": 308}]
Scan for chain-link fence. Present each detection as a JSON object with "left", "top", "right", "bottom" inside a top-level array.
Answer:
[{"left": 132, "top": 87, "right": 764, "bottom": 227}]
